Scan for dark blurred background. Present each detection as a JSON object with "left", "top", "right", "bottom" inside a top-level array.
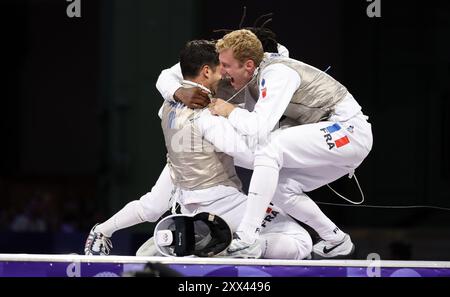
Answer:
[{"left": 1, "top": 0, "right": 449, "bottom": 260}]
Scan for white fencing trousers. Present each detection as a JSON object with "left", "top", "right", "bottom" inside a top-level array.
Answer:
[
  {"left": 138, "top": 164, "right": 176, "bottom": 222},
  {"left": 179, "top": 187, "right": 313, "bottom": 260}
]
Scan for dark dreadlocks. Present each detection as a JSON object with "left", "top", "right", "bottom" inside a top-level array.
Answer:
[{"left": 213, "top": 7, "right": 279, "bottom": 53}]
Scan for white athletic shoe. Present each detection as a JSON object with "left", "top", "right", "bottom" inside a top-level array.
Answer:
[
  {"left": 224, "top": 233, "right": 262, "bottom": 259},
  {"left": 312, "top": 234, "right": 355, "bottom": 259},
  {"left": 84, "top": 224, "right": 113, "bottom": 256}
]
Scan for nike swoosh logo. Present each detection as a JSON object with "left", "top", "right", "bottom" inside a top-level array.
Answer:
[
  {"left": 323, "top": 241, "right": 345, "bottom": 254},
  {"left": 227, "top": 246, "right": 250, "bottom": 254}
]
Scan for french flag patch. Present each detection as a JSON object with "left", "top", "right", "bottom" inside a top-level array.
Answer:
[
  {"left": 261, "top": 78, "right": 267, "bottom": 98},
  {"left": 320, "top": 123, "right": 350, "bottom": 150}
]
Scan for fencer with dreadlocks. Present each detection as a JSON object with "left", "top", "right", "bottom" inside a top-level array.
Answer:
[
  {"left": 209, "top": 29, "right": 373, "bottom": 258},
  {"left": 85, "top": 34, "right": 311, "bottom": 259}
]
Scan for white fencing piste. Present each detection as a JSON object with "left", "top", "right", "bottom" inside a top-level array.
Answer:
[{"left": 1, "top": 253, "right": 449, "bottom": 267}]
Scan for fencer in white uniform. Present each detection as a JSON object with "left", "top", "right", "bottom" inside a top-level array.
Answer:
[{"left": 209, "top": 29, "right": 373, "bottom": 258}]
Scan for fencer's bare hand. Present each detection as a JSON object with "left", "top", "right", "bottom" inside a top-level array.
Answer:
[
  {"left": 209, "top": 98, "right": 235, "bottom": 118},
  {"left": 174, "top": 87, "right": 210, "bottom": 109}
]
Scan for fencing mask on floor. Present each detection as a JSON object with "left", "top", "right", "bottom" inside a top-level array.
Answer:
[{"left": 153, "top": 212, "right": 232, "bottom": 257}]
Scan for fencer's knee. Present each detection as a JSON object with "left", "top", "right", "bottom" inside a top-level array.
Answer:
[
  {"left": 274, "top": 182, "right": 308, "bottom": 208},
  {"left": 138, "top": 192, "right": 168, "bottom": 222}
]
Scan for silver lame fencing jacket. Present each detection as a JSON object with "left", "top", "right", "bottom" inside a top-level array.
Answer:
[
  {"left": 249, "top": 55, "right": 348, "bottom": 125},
  {"left": 161, "top": 89, "right": 242, "bottom": 191}
]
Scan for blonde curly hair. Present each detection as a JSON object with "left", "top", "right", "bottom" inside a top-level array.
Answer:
[{"left": 216, "top": 29, "right": 264, "bottom": 66}]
